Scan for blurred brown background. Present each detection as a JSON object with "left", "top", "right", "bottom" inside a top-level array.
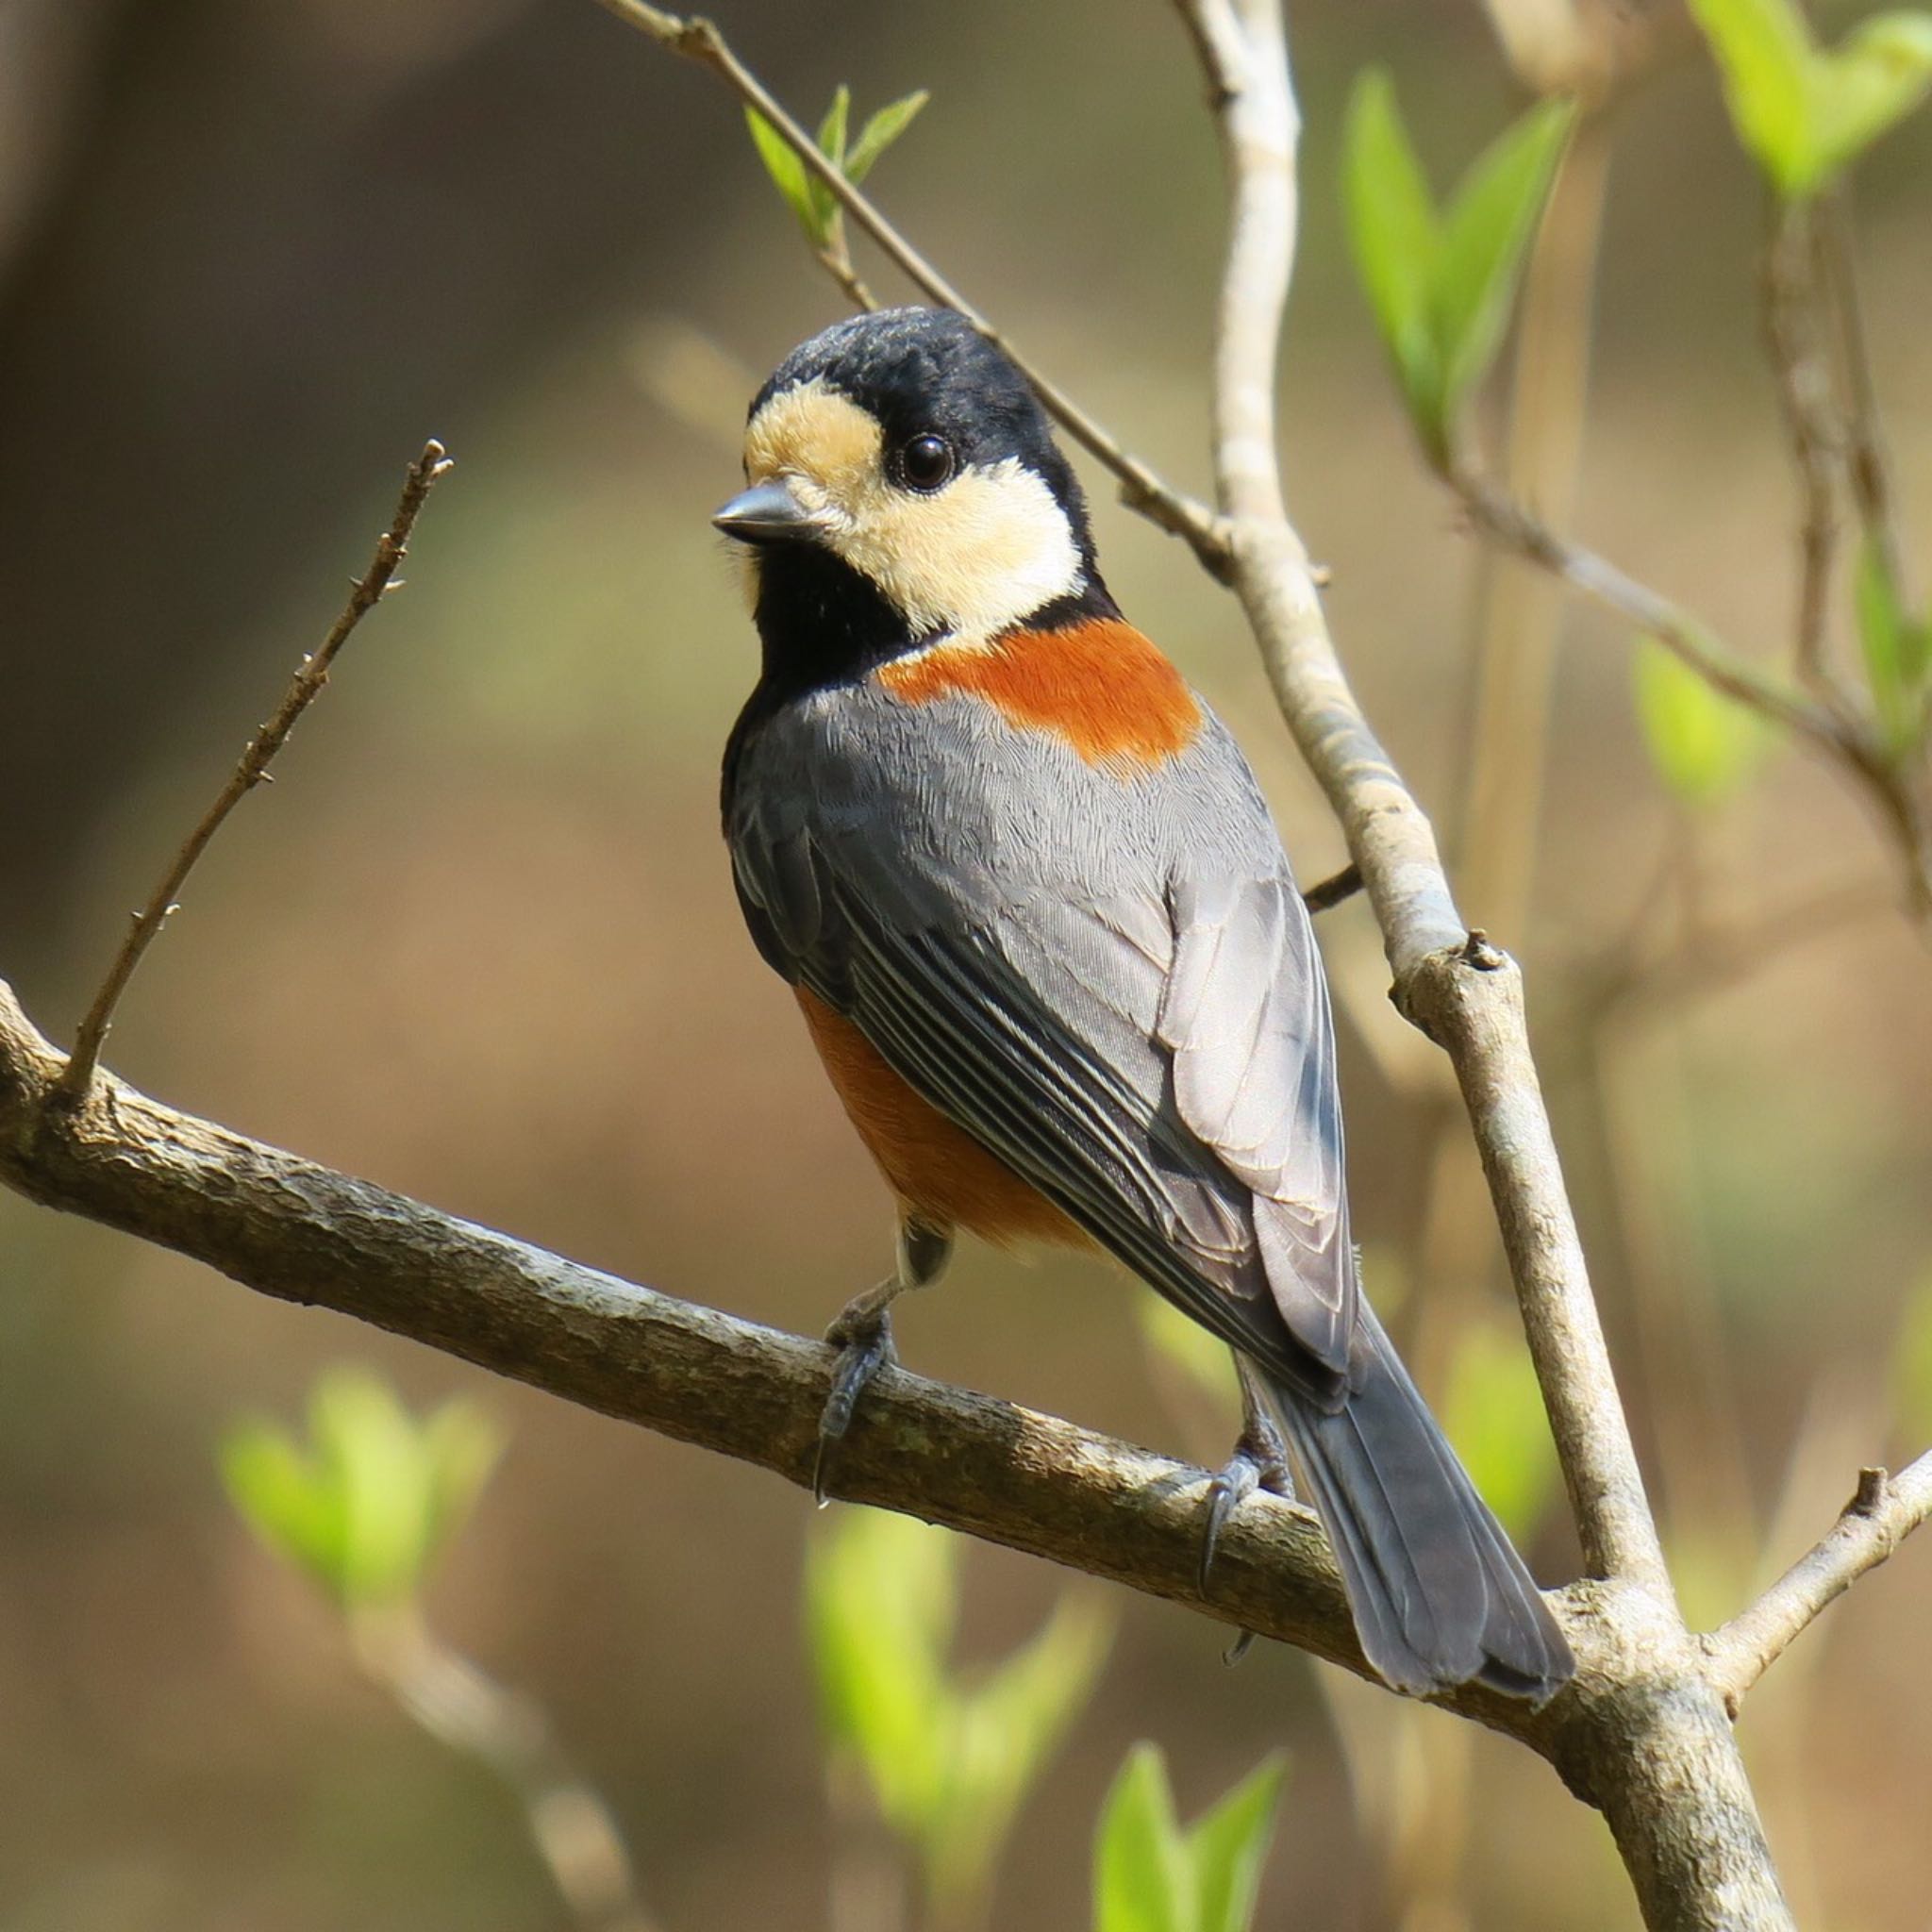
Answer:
[{"left": 3, "top": 0, "right": 1930, "bottom": 1926}]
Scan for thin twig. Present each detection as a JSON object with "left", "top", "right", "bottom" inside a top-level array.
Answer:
[
  {"left": 54, "top": 441, "right": 454, "bottom": 1104},
  {"left": 1454, "top": 380, "right": 1932, "bottom": 934},
  {"left": 1707, "top": 1455, "right": 1932, "bottom": 1714},
  {"left": 1301, "top": 860, "right": 1362, "bottom": 914},
  {"left": 1817, "top": 190, "right": 1908, "bottom": 606},
  {"left": 1453, "top": 469, "right": 1824, "bottom": 736},
  {"left": 1761, "top": 199, "right": 1845, "bottom": 696},
  {"left": 587, "top": 0, "right": 1230, "bottom": 574},
  {"left": 1568, "top": 873, "right": 1894, "bottom": 1032}
]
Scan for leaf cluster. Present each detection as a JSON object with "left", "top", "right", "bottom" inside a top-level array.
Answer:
[
  {"left": 808, "top": 1507, "right": 1114, "bottom": 1916},
  {"left": 221, "top": 1368, "right": 500, "bottom": 1612}
]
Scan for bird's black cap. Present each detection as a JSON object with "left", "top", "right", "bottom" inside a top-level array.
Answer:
[{"left": 750, "top": 307, "right": 1097, "bottom": 565}]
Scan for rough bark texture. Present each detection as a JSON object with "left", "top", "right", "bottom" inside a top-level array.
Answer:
[{"left": 0, "top": 975, "right": 1563, "bottom": 1743}]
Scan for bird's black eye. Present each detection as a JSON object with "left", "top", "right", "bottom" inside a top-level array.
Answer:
[{"left": 898, "top": 433, "right": 955, "bottom": 491}]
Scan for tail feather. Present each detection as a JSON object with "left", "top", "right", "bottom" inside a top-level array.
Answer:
[{"left": 1257, "top": 1309, "right": 1573, "bottom": 1701}]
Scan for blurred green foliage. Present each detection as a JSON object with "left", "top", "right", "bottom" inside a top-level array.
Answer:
[
  {"left": 1136, "top": 1291, "right": 1241, "bottom": 1413},
  {"left": 1854, "top": 538, "right": 1932, "bottom": 755},
  {"left": 221, "top": 1368, "right": 500, "bottom": 1612},
  {"left": 1688, "top": 0, "right": 1932, "bottom": 197},
  {"left": 1441, "top": 1316, "right": 1561, "bottom": 1544},
  {"left": 1091, "top": 1743, "right": 1285, "bottom": 1932},
  {"left": 1341, "top": 71, "right": 1573, "bottom": 467},
  {"left": 807, "top": 1506, "right": 1114, "bottom": 1920},
  {"left": 1632, "top": 636, "right": 1771, "bottom": 809},
  {"left": 746, "top": 85, "right": 929, "bottom": 251}
]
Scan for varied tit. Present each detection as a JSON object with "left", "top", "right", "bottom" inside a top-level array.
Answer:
[{"left": 713, "top": 305, "right": 1572, "bottom": 1701}]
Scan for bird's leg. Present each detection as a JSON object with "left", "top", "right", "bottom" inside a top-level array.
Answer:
[
  {"left": 814, "top": 1214, "right": 953, "bottom": 1506},
  {"left": 1199, "top": 1355, "right": 1296, "bottom": 1593}
]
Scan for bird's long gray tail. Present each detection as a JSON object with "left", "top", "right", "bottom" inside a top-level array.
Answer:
[{"left": 1257, "top": 1309, "right": 1574, "bottom": 1701}]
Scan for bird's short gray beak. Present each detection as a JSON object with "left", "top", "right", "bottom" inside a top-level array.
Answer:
[{"left": 711, "top": 478, "right": 824, "bottom": 544}]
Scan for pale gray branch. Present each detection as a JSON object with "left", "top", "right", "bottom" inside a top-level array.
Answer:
[
  {"left": 1175, "top": 0, "right": 1667, "bottom": 1597},
  {"left": 1707, "top": 1456, "right": 1932, "bottom": 1713}
]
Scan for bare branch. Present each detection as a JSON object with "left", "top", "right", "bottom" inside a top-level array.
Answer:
[
  {"left": 0, "top": 975, "right": 1572, "bottom": 1747},
  {"left": 587, "top": 0, "right": 1230, "bottom": 573},
  {"left": 1761, "top": 200, "right": 1846, "bottom": 697},
  {"left": 1451, "top": 470, "right": 1824, "bottom": 736},
  {"left": 55, "top": 440, "right": 454, "bottom": 1104},
  {"left": 1459, "top": 468, "right": 1932, "bottom": 930},
  {"left": 1818, "top": 190, "right": 1908, "bottom": 605},
  {"left": 1707, "top": 1456, "right": 1932, "bottom": 1714},
  {"left": 1301, "top": 861, "right": 1363, "bottom": 915},
  {"left": 1174, "top": 0, "right": 1669, "bottom": 1595}
]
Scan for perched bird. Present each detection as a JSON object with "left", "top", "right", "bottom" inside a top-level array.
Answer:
[{"left": 714, "top": 306, "right": 1573, "bottom": 1701}]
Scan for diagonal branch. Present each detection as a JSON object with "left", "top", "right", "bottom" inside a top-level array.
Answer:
[
  {"left": 586, "top": 0, "right": 1229, "bottom": 573},
  {"left": 1174, "top": 0, "right": 1668, "bottom": 1597},
  {"left": 55, "top": 441, "right": 454, "bottom": 1104},
  {"left": 0, "top": 975, "right": 1568, "bottom": 1748},
  {"left": 1706, "top": 1456, "right": 1932, "bottom": 1714}
]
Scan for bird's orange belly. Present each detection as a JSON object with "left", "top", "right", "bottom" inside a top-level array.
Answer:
[{"left": 794, "top": 987, "right": 1091, "bottom": 1249}]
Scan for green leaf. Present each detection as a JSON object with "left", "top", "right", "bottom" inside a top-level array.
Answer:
[
  {"left": 1441, "top": 1319, "right": 1558, "bottom": 1544},
  {"left": 1342, "top": 72, "right": 1572, "bottom": 465},
  {"left": 1342, "top": 69, "right": 1445, "bottom": 456},
  {"left": 1633, "top": 635, "right": 1770, "bottom": 808},
  {"left": 1136, "top": 1293, "right": 1239, "bottom": 1413},
  {"left": 806, "top": 85, "right": 852, "bottom": 244},
  {"left": 846, "top": 90, "right": 930, "bottom": 184},
  {"left": 222, "top": 1421, "right": 347, "bottom": 1597},
  {"left": 807, "top": 1509, "right": 957, "bottom": 1834},
  {"left": 1432, "top": 98, "right": 1574, "bottom": 425},
  {"left": 1855, "top": 537, "right": 1932, "bottom": 753},
  {"left": 926, "top": 1595, "right": 1114, "bottom": 1910},
  {"left": 1094, "top": 1745, "right": 1193, "bottom": 1932},
  {"left": 1188, "top": 1756, "right": 1287, "bottom": 1932},
  {"left": 1688, "top": 0, "right": 1932, "bottom": 196},
  {"left": 221, "top": 1369, "right": 499, "bottom": 1610},
  {"left": 1806, "top": 13, "right": 1932, "bottom": 189},
  {"left": 744, "top": 106, "right": 820, "bottom": 241},
  {"left": 1687, "top": 0, "right": 1813, "bottom": 191}
]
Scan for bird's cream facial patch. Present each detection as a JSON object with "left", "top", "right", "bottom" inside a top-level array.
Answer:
[{"left": 742, "top": 377, "right": 1083, "bottom": 641}]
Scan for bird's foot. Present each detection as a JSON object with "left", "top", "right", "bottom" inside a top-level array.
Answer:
[
  {"left": 1198, "top": 1422, "right": 1294, "bottom": 1593},
  {"left": 1199, "top": 1428, "right": 1293, "bottom": 1667},
  {"left": 813, "top": 1306, "right": 898, "bottom": 1507}
]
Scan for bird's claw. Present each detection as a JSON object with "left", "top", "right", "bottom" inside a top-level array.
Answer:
[
  {"left": 813, "top": 1308, "right": 897, "bottom": 1507},
  {"left": 1198, "top": 1436, "right": 1293, "bottom": 1593}
]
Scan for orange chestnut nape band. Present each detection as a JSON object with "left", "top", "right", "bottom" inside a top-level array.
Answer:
[{"left": 878, "top": 619, "right": 1203, "bottom": 768}]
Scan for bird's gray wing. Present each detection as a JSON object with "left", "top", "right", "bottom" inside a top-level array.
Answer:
[
  {"left": 734, "top": 820, "right": 1355, "bottom": 1397},
  {"left": 1158, "top": 874, "right": 1356, "bottom": 1373}
]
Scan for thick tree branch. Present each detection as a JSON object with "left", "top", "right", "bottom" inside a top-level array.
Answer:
[
  {"left": 55, "top": 441, "right": 453, "bottom": 1104},
  {"left": 1706, "top": 1456, "right": 1932, "bottom": 1713},
  {"left": 586, "top": 0, "right": 1230, "bottom": 574},
  {"left": 0, "top": 976, "right": 1570, "bottom": 1748}
]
